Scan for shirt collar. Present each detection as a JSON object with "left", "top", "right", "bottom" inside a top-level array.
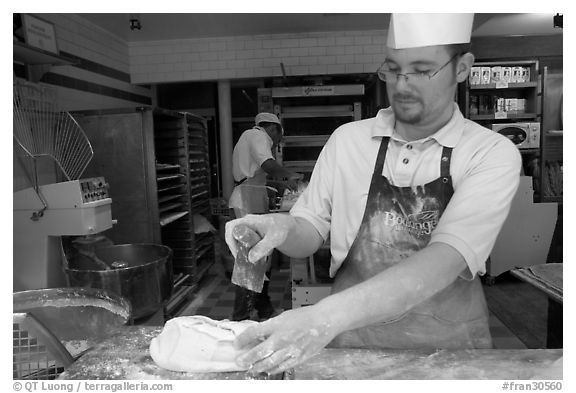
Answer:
[
  {"left": 254, "top": 125, "right": 273, "bottom": 143},
  {"left": 370, "top": 103, "right": 465, "bottom": 147}
]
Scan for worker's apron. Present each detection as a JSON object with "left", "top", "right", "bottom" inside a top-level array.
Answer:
[
  {"left": 330, "top": 137, "right": 492, "bottom": 350},
  {"left": 228, "top": 170, "right": 269, "bottom": 218}
]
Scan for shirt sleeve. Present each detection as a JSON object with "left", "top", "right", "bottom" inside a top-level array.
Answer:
[
  {"left": 247, "top": 130, "right": 274, "bottom": 166},
  {"left": 430, "top": 136, "right": 522, "bottom": 280},
  {"left": 289, "top": 133, "right": 336, "bottom": 241}
]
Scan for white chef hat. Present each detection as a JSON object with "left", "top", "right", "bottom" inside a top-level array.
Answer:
[
  {"left": 255, "top": 112, "right": 283, "bottom": 134},
  {"left": 387, "top": 13, "right": 474, "bottom": 49}
]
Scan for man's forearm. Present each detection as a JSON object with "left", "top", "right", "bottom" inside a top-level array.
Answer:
[
  {"left": 275, "top": 215, "right": 324, "bottom": 258},
  {"left": 316, "top": 242, "right": 469, "bottom": 334},
  {"left": 261, "top": 159, "right": 297, "bottom": 179}
]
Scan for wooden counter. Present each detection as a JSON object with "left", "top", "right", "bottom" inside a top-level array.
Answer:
[{"left": 58, "top": 326, "right": 562, "bottom": 380}]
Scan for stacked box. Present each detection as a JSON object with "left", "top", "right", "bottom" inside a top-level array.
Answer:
[
  {"left": 521, "top": 67, "right": 531, "bottom": 83},
  {"left": 491, "top": 66, "right": 502, "bottom": 83},
  {"left": 480, "top": 67, "right": 491, "bottom": 84},
  {"left": 469, "top": 67, "right": 481, "bottom": 85},
  {"left": 496, "top": 97, "right": 506, "bottom": 113},
  {"left": 479, "top": 95, "right": 493, "bottom": 114},
  {"left": 505, "top": 98, "right": 518, "bottom": 113},
  {"left": 517, "top": 98, "right": 526, "bottom": 112},
  {"left": 502, "top": 67, "right": 512, "bottom": 83},
  {"left": 469, "top": 95, "right": 479, "bottom": 115},
  {"left": 512, "top": 67, "right": 523, "bottom": 83}
]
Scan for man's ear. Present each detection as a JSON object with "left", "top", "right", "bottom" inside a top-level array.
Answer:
[{"left": 456, "top": 52, "right": 475, "bottom": 83}]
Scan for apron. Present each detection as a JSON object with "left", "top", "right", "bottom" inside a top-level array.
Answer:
[
  {"left": 228, "top": 170, "right": 270, "bottom": 217},
  {"left": 330, "top": 137, "right": 492, "bottom": 350}
]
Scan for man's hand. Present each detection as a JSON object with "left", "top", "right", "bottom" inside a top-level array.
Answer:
[
  {"left": 225, "top": 213, "right": 297, "bottom": 262},
  {"left": 287, "top": 173, "right": 304, "bottom": 191},
  {"left": 233, "top": 306, "right": 339, "bottom": 375}
]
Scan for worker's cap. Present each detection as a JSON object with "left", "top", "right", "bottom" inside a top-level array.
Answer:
[
  {"left": 255, "top": 112, "right": 283, "bottom": 134},
  {"left": 387, "top": 13, "right": 474, "bottom": 49}
]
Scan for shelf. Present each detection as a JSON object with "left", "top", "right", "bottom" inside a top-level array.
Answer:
[
  {"left": 470, "top": 113, "right": 539, "bottom": 121},
  {"left": 190, "top": 190, "right": 209, "bottom": 200},
  {"left": 157, "top": 184, "right": 185, "bottom": 193},
  {"left": 470, "top": 82, "right": 538, "bottom": 90},
  {"left": 190, "top": 183, "right": 208, "bottom": 193},
  {"left": 281, "top": 111, "right": 355, "bottom": 119},
  {"left": 283, "top": 160, "right": 317, "bottom": 169},
  {"left": 520, "top": 148, "right": 540, "bottom": 155},
  {"left": 13, "top": 41, "right": 77, "bottom": 66},
  {"left": 158, "top": 194, "right": 183, "bottom": 204},
  {"left": 159, "top": 211, "right": 189, "bottom": 227},
  {"left": 159, "top": 202, "right": 185, "bottom": 214},
  {"left": 156, "top": 163, "right": 181, "bottom": 171},
  {"left": 283, "top": 135, "right": 330, "bottom": 146},
  {"left": 157, "top": 174, "right": 185, "bottom": 182},
  {"left": 546, "top": 130, "right": 563, "bottom": 137},
  {"left": 541, "top": 196, "right": 563, "bottom": 204}
]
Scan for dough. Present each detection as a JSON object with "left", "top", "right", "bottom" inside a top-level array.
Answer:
[{"left": 149, "top": 316, "right": 258, "bottom": 373}]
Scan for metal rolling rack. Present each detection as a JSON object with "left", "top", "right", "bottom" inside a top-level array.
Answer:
[
  {"left": 74, "top": 108, "right": 214, "bottom": 319},
  {"left": 152, "top": 111, "right": 196, "bottom": 316},
  {"left": 155, "top": 112, "right": 215, "bottom": 316},
  {"left": 184, "top": 113, "right": 215, "bottom": 284}
]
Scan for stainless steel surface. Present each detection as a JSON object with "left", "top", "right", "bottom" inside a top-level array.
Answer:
[
  {"left": 13, "top": 287, "right": 131, "bottom": 362},
  {"left": 65, "top": 244, "right": 173, "bottom": 319},
  {"left": 58, "top": 326, "right": 284, "bottom": 380},
  {"left": 58, "top": 326, "right": 562, "bottom": 380}
]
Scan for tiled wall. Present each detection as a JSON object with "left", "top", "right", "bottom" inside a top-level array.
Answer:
[
  {"left": 129, "top": 30, "right": 388, "bottom": 83},
  {"left": 29, "top": 14, "right": 154, "bottom": 112}
]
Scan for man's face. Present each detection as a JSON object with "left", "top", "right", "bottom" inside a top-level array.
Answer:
[
  {"left": 384, "top": 45, "right": 459, "bottom": 126},
  {"left": 270, "top": 125, "right": 283, "bottom": 147}
]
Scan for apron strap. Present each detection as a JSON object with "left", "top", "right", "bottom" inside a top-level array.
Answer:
[
  {"left": 375, "top": 137, "right": 453, "bottom": 182},
  {"left": 234, "top": 178, "right": 247, "bottom": 186},
  {"left": 374, "top": 137, "right": 390, "bottom": 175},
  {"left": 440, "top": 146, "right": 453, "bottom": 183}
]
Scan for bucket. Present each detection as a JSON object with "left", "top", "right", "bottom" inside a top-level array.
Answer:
[{"left": 65, "top": 244, "right": 173, "bottom": 319}]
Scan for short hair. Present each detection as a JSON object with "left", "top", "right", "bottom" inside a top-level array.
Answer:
[
  {"left": 258, "top": 121, "right": 277, "bottom": 129},
  {"left": 446, "top": 43, "right": 472, "bottom": 57},
  {"left": 445, "top": 43, "right": 472, "bottom": 71}
]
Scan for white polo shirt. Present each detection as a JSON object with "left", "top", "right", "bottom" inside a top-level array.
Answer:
[
  {"left": 290, "top": 104, "right": 522, "bottom": 279},
  {"left": 232, "top": 126, "right": 274, "bottom": 182}
]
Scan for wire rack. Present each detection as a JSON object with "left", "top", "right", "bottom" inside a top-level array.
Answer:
[
  {"left": 13, "top": 313, "right": 74, "bottom": 380},
  {"left": 13, "top": 80, "right": 93, "bottom": 181}
]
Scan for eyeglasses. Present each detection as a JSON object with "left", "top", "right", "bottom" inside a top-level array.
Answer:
[{"left": 377, "top": 54, "right": 460, "bottom": 84}]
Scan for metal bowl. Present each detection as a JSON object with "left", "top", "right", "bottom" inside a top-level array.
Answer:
[
  {"left": 65, "top": 244, "right": 173, "bottom": 319},
  {"left": 13, "top": 287, "right": 132, "bottom": 358}
]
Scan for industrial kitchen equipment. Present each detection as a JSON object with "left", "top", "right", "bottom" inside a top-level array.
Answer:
[
  {"left": 13, "top": 80, "right": 114, "bottom": 291},
  {"left": 13, "top": 287, "right": 132, "bottom": 379},
  {"left": 13, "top": 81, "right": 175, "bottom": 321},
  {"left": 65, "top": 243, "right": 173, "bottom": 319}
]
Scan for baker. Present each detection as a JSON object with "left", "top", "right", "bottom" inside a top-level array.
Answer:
[
  {"left": 228, "top": 112, "right": 302, "bottom": 321},
  {"left": 225, "top": 13, "right": 521, "bottom": 374}
]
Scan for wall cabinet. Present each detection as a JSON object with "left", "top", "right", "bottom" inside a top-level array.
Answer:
[{"left": 74, "top": 107, "right": 215, "bottom": 316}]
